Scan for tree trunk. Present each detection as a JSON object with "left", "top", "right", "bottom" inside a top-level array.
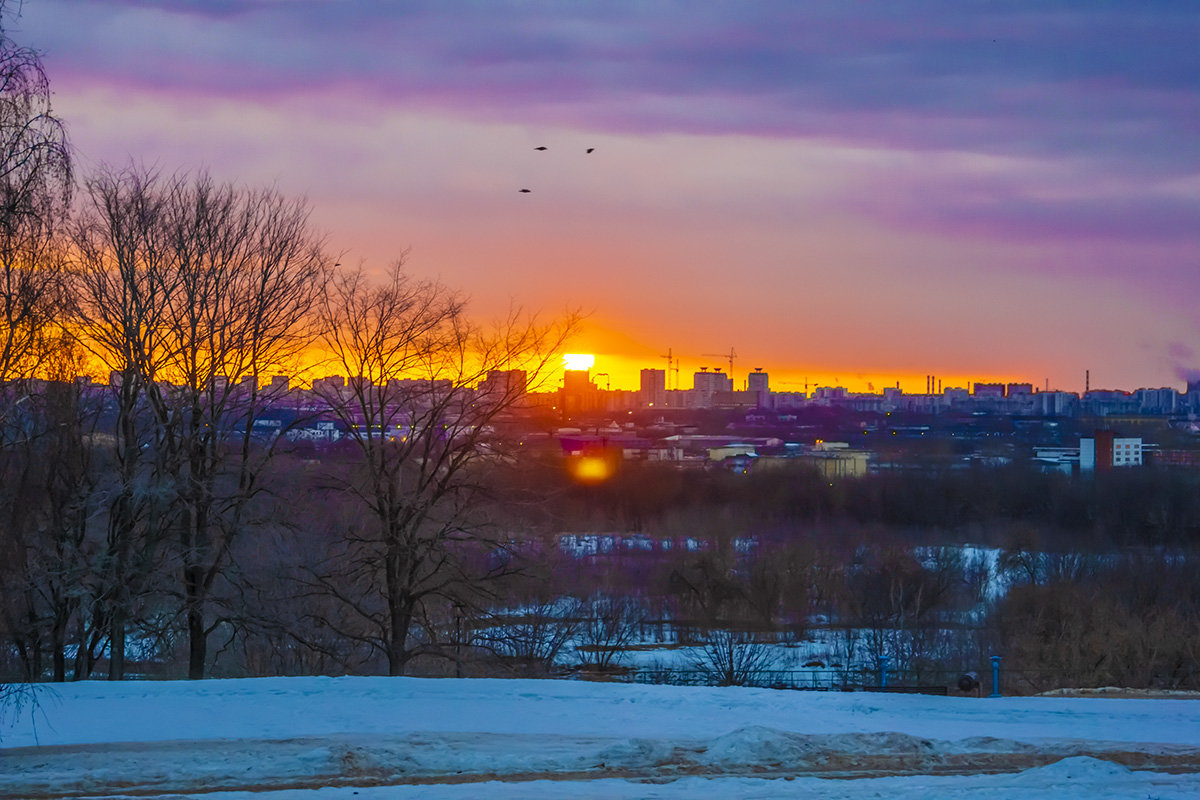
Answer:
[
  {"left": 385, "top": 540, "right": 413, "bottom": 677},
  {"left": 387, "top": 599, "right": 413, "bottom": 677},
  {"left": 106, "top": 474, "right": 136, "bottom": 681},
  {"left": 51, "top": 620, "right": 66, "bottom": 682},
  {"left": 72, "top": 613, "right": 88, "bottom": 680},
  {"left": 186, "top": 566, "right": 207, "bottom": 679},
  {"left": 108, "top": 609, "right": 125, "bottom": 680},
  {"left": 75, "top": 605, "right": 104, "bottom": 680}
]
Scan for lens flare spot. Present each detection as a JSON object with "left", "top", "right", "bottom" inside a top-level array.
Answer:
[{"left": 569, "top": 454, "right": 614, "bottom": 483}]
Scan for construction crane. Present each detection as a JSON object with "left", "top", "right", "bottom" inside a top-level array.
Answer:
[
  {"left": 660, "top": 347, "right": 680, "bottom": 390},
  {"left": 700, "top": 348, "right": 738, "bottom": 385},
  {"left": 779, "top": 378, "right": 810, "bottom": 393}
]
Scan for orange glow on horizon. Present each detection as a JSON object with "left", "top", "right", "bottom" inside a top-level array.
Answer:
[
  {"left": 566, "top": 357, "right": 1025, "bottom": 395},
  {"left": 557, "top": 318, "right": 1045, "bottom": 395},
  {"left": 557, "top": 345, "right": 1029, "bottom": 396},
  {"left": 62, "top": 312, "right": 1039, "bottom": 397}
]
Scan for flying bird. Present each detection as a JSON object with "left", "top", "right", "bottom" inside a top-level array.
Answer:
[
  {"left": 518, "top": 189, "right": 531, "bottom": 193},
  {"left": 534, "top": 146, "right": 548, "bottom": 151},
  {"left": 586, "top": 148, "right": 595, "bottom": 154}
]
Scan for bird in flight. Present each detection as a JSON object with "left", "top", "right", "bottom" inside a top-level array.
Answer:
[
  {"left": 518, "top": 189, "right": 531, "bottom": 193},
  {"left": 586, "top": 148, "right": 595, "bottom": 154},
  {"left": 534, "top": 146, "right": 548, "bottom": 151}
]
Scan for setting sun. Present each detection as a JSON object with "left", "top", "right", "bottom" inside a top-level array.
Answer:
[{"left": 562, "top": 353, "right": 595, "bottom": 371}]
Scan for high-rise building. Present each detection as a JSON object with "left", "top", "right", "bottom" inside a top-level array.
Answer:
[
  {"left": 1033, "top": 391, "right": 1078, "bottom": 416},
  {"left": 692, "top": 368, "right": 733, "bottom": 407},
  {"left": 312, "top": 375, "right": 346, "bottom": 394},
  {"left": 478, "top": 369, "right": 528, "bottom": 399},
  {"left": 561, "top": 369, "right": 600, "bottom": 414},
  {"left": 1136, "top": 387, "right": 1177, "bottom": 414},
  {"left": 747, "top": 368, "right": 769, "bottom": 408},
  {"left": 640, "top": 368, "right": 666, "bottom": 406}
]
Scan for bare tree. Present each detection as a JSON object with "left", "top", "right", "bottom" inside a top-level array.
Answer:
[
  {"left": 310, "top": 260, "right": 575, "bottom": 675},
  {"left": 479, "top": 597, "right": 580, "bottom": 676},
  {"left": 147, "top": 172, "right": 327, "bottom": 679},
  {"left": 691, "top": 628, "right": 775, "bottom": 687},
  {"left": 70, "top": 167, "right": 329, "bottom": 678},
  {"left": 0, "top": 0, "right": 71, "bottom": 692},
  {"left": 576, "top": 595, "right": 647, "bottom": 671},
  {"left": 17, "top": 345, "right": 107, "bottom": 683},
  {"left": 665, "top": 550, "right": 746, "bottom": 635},
  {"left": 0, "top": 0, "right": 68, "bottom": 384},
  {"left": 68, "top": 167, "right": 173, "bottom": 680},
  {"left": 0, "top": 223, "right": 60, "bottom": 387}
]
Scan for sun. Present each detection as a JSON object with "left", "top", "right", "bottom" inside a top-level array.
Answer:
[{"left": 562, "top": 353, "right": 595, "bottom": 371}]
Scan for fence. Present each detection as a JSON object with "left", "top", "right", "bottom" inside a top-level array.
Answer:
[{"left": 617, "top": 656, "right": 1008, "bottom": 695}]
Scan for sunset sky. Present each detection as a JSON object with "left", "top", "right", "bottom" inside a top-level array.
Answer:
[{"left": 19, "top": 1, "right": 1199, "bottom": 394}]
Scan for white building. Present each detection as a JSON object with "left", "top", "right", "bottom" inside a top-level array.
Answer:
[{"left": 1080, "top": 434, "right": 1142, "bottom": 471}]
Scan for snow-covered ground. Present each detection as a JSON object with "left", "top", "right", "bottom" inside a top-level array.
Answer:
[{"left": 3, "top": 676, "right": 1200, "bottom": 798}]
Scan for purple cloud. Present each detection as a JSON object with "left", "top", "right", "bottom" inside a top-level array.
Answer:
[
  {"left": 846, "top": 173, "right": 1200, "bottom": 244},
  {"left": 17, "top": 1, "right": 1199, "bottom": 257},
  {"left": 23, "top": 1, "right": 1199, "bottom": 171}
]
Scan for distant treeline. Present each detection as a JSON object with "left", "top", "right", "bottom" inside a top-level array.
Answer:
[
  {"left": 5, "top": 424, "right": 1200, "bottom": 693},
  {"left": 521, "top": 459, "right": 1200, "bottom": 549}
]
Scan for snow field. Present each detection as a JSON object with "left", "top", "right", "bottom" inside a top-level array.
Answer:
[{"left": 3, "top": 676, "right": 1199, "bottom": 798}]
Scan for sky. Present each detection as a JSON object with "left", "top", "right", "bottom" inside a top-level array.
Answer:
[{"left": 14, "top": 1, "right": 1200, "bottom": 393}]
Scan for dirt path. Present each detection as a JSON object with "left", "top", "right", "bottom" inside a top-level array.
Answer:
[{"left": 5, "top": 730, "right": 1200, "bottom": 799}]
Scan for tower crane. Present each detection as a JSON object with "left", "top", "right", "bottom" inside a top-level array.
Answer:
[
  {"left": 660, "top": 347, "right": 680, "bottom": 390},
  {"left": 700, "top": 348, "right": 738, "bottom": 385}
]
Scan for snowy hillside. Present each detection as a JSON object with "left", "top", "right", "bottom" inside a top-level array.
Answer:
[{"left": 3, "top": 676, "right": 1200, "bottom": 798}]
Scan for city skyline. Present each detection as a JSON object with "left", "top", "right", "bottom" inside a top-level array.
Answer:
[
  {"left": 555, "top": 351, "right": 1155, "bottom": 397},
  {"left": 19, "top": 2, "right": 1200, "bottom": 394}
]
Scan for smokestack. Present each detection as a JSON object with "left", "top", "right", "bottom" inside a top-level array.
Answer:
[{"left": 1086, "top": 369, "right": 1090, "bottom": 393}]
